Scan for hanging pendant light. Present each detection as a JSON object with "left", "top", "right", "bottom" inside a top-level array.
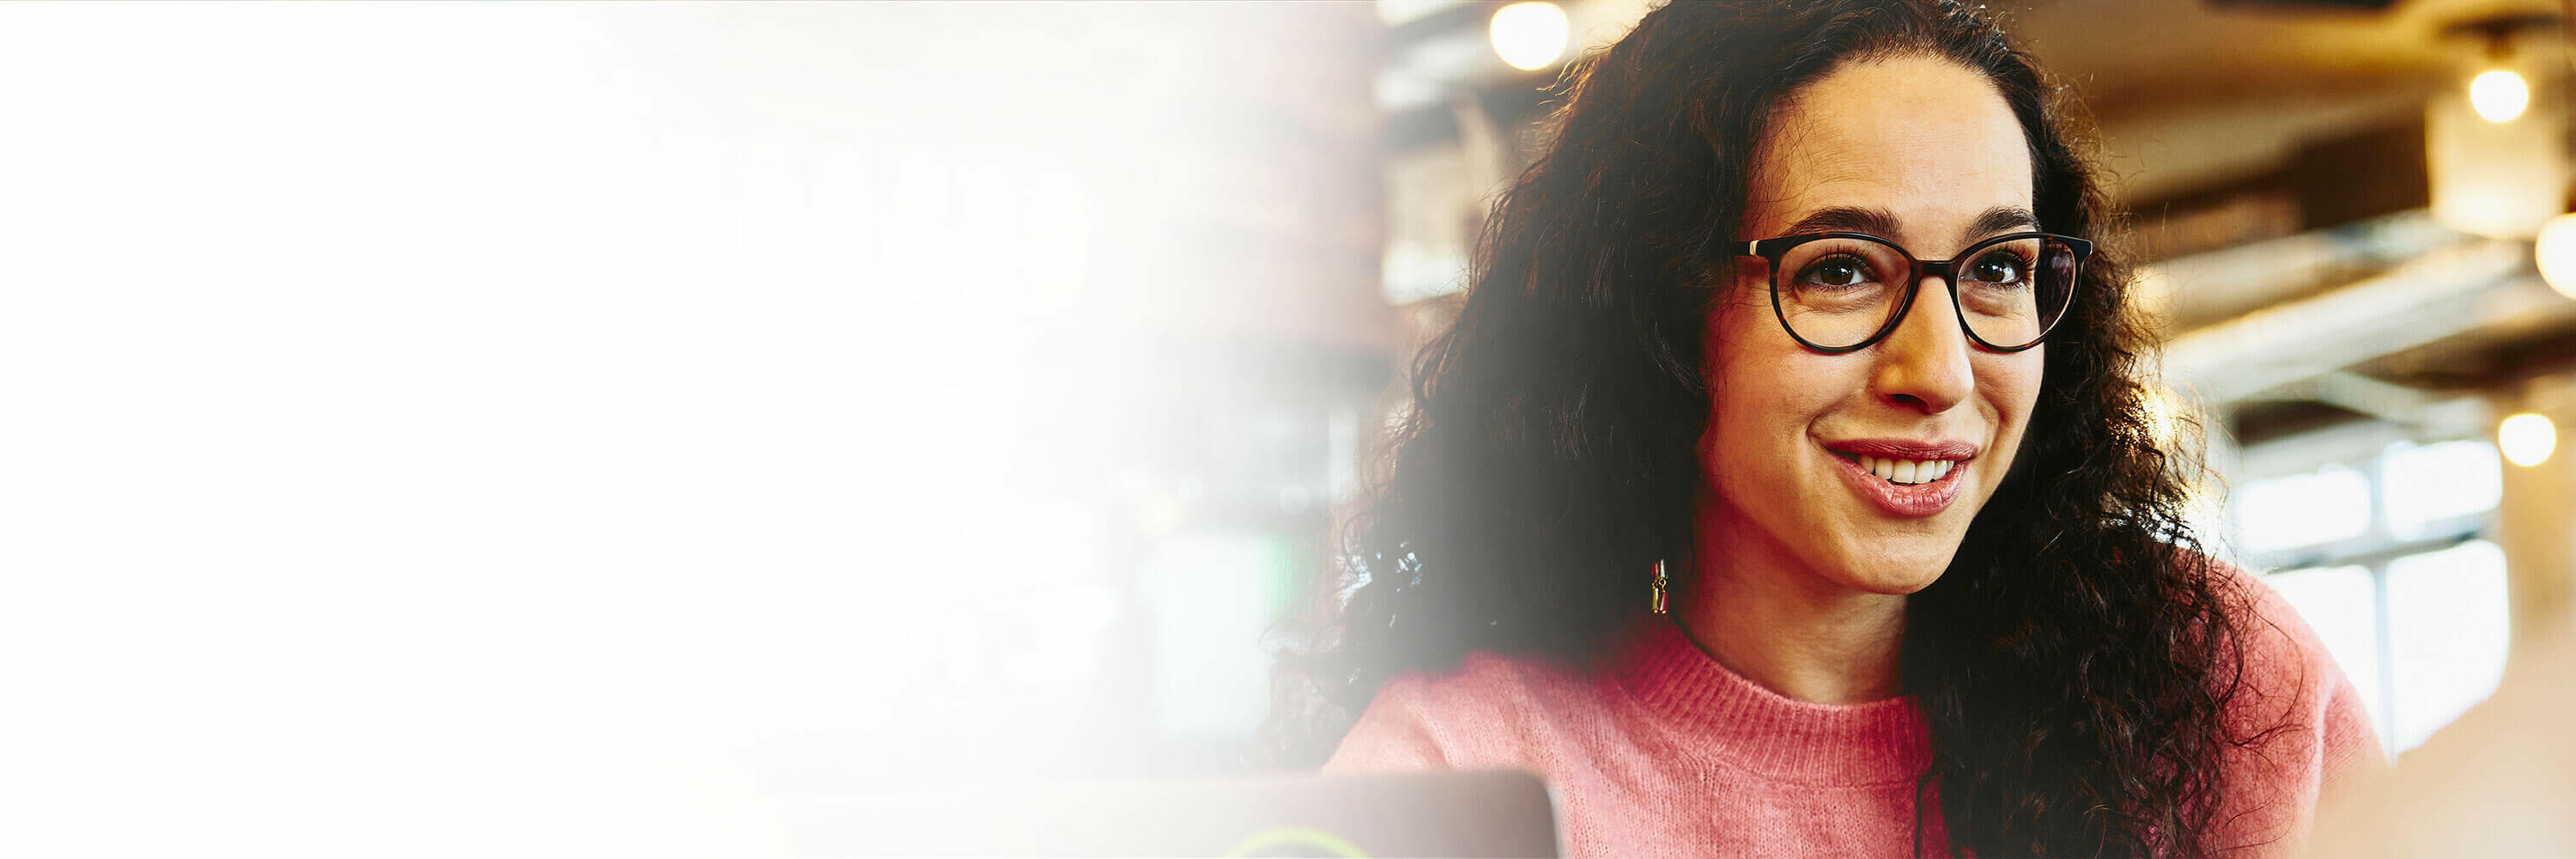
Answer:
[{"left": 2429, "top": 13, "right": 2566, "bottom": 238}]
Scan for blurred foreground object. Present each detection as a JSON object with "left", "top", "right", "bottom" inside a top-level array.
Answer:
[
  {"left": 2300, "top": 612, "right": 2576, "bottom": 858},
  {"left": 781, "top": 771, "right": 1558, "bottom": 858}
]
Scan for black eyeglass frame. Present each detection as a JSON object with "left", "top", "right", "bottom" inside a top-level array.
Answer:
[{"left": 1739, "top": 230, "right": 2093, "bottom": 354}]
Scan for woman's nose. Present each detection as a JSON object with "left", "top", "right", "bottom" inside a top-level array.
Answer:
[{"left": 1870, "top": 277, "right": 1977, "bottom": 414}]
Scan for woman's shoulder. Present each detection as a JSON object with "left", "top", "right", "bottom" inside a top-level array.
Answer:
[
  {"left": 2200, "top": 555, "right": 2390, "bottom": 845},
  {"left": 1319, "top": 649, "right": 1606, "bottom": 774},
  {"left": 2207, "top": 557, "right": 2354, "bottom": 712},
  {"left": 2190, "top": 557, "right": 2350, "bottom": 730}
]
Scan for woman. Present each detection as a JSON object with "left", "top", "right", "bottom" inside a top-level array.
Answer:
[{"left": 1262, "top": 2, "right": 2383, "bottom": 857}]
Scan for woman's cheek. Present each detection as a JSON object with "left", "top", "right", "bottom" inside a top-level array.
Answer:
[{"left": 1979, "top": 348, "right": 2045, "bottom": 468}]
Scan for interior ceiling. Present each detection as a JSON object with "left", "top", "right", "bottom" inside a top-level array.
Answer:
[
  {"left": 2014, "top": 0, "right": 2546, "bottom": 114},
  {"left": 1388, "top": 0, "right": 2569, "bottom": 198},
  {"left": 2012, "top": 0, "right": 2564, "bottom": 198},
  {"left": 2003, "top": 0, "right": 2576, "bottom": 400}
]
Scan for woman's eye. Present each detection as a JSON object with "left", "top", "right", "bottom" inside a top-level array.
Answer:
[
  {"left": 1801, "top": 258, "right": 1870, "bottom": 287},
  {"left": 1970, "top": 254, "right": 2025, "bottom": 283}
]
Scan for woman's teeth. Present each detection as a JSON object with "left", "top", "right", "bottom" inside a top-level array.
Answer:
[{"left": 1856, "top": 454, "right": 1953, "bottom": 485}]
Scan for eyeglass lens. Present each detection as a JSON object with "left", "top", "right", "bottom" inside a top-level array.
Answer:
[{"left": 1774, "top": 235, "right": 2078, "bottom": 350}]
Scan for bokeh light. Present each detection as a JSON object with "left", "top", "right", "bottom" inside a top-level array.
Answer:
[
  {"left": 2470, "top": 70, "right": 2529, "bottom": 123},
  {"left": 2500, "top": 412, "right": 2556, "bottom": 466},
  {"left": 2536, "top": 213, "right": 2576, "bottom": 300},
  {"left": 1488, "top": 2, "right": 1568, "bottom": 71}
]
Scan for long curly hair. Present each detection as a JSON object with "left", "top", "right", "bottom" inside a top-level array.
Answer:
[{"left": 1262, "top": 2, "right": 2284, "bottom": 857}]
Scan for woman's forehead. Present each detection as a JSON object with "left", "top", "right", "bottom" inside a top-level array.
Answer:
[{"left": 1743, "top": 54, "right": 2035, "bottom": 247}]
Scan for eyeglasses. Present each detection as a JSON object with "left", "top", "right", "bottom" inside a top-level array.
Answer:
[{"left": 1739, "top": 231, "right": 2091, "bottom": 353}]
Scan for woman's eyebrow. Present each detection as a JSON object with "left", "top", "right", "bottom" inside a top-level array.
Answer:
[
  {"left": 1780, "top": 206, "right": 1899, "bottom": 237},
  {"left": 1776, "top": 205, "right": 2038, "bottom": 242},
  {"left": 1967, "top": 205, "right": 2041, "bottom": 238}
]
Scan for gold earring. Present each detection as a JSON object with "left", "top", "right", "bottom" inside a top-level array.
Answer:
[{"left": 1650, "top": 559, "right": 1669, "bottom": 615}]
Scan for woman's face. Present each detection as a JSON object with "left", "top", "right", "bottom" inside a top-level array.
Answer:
[{"left": 1700, "top": 54, "right": 2044, "bottom": 595}]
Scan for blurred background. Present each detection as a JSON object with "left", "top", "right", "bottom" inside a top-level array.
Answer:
[{"left": 4, "top": 0, "right": 2575, "bottom": 855}]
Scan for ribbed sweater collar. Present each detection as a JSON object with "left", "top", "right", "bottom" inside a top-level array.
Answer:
[{"left": 1606, "top": 614, "right": 1932, "bottom": 787}]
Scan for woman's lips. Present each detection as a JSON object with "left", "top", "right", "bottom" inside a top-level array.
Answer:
[{"left": 1826, "top": 446, "right": 1965, "bottom": 517}]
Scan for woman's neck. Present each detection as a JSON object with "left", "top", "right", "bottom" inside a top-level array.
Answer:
[{"left": 1680, "top": 507, "right": 1909, "bottom": 705}]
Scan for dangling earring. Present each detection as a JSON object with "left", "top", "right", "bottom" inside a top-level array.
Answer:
[{"left": 1650, "top": 559, "right": 1669, "bottom": 615}]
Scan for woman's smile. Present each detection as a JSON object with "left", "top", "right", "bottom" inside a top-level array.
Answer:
[{"left": 1819, "top": 436, "right": 1978, "bottom": 517}]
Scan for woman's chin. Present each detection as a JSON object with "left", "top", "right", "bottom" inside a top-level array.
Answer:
[
  {"left": 1847, "top": 569, "right": 1945, "bottom": 596},
  {"left": 1821, "top": 545, "right": 1958, "bottom": 595}
]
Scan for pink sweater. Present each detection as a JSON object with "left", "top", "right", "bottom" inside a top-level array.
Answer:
[{"left": 1322, "top": 567, "right": 2386, "bottom": 857}]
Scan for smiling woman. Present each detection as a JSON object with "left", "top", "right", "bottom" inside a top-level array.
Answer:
[{"left": 1262, "top": 2, "right": 2384, "bottom": 858}]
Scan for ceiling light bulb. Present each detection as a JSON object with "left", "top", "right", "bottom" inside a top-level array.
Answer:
[
  {"left": 2500, "top": 412, "right": 2556, "bottom": 466},
  {"left": 1490, "top": 2, "right": 1569, "bottom": 71},
  {"left": 2537, "top": 214, "right": 2576, "bottom": 300},
  {"left": 2470, "top": 69, "right": 2530, "bottom": 123}
]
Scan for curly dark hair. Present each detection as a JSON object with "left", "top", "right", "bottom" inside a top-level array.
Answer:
[{"left": 1261, "top": 2, "right": 2291, "bottom": 857}]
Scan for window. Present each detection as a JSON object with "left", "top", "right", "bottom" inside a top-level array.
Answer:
[
  {"left": 2385, "top": 540, "right": 2511, "bottom": 751},
  {"left": 2239, "top": 437, "right": 2511, "bottom": 756},
  {"left": 2234, "top": 463, "right": 2372, "bottom": 553},
  {"left": 2261, "top": 565, "right": 2384, "bottom": 747},
  {"left": 2380, "top": 440, "right": 2502, "bottom": 539}
]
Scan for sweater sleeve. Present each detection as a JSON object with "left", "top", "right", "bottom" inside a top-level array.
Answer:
[
  {"left": 2216, "top": 562, "right": 2393, "bottom": 856},
  {"left": 1320, "top": 674, "right": 1450, "bottom": 773},
  {"left": 2253, "top": 564, "right": 2387, "bottom": 792},
  {"left": 2314, "top": 637, "right": 2387, "bottom": 798}
]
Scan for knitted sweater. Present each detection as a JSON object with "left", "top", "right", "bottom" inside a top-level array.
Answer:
[{"left": 1322, "top": 566, "right": 2386, "bottom": 857}]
